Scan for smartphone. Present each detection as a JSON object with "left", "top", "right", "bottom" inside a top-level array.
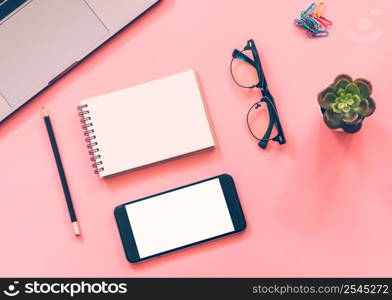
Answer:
[{"left": 114, "top": 174, "right": 246, "bottom": 263}]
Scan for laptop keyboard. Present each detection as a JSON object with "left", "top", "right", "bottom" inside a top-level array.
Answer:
[{"left": 0, "top": 0, "right": 28, "bottom": 22}]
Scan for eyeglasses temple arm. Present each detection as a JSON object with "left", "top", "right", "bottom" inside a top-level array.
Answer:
[
  {"left": 266, "top": 94, "right": 286, "bottom": 145},
  {"left": 258, "top": 98, "right": 286, "bottom": 149},
  {"left": 258, "top": 121, "right": 274, "bottom": 149}
]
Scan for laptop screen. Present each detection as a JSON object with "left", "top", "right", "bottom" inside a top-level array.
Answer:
[{"left": 0, "top": 0, "right": 28, "bottom": 21}]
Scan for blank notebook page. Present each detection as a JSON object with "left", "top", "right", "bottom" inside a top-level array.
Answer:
[{"left": 80, "top": 70, "right": 215, "bottom": 177}]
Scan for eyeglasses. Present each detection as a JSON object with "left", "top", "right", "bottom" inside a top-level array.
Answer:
[{"left": 230, "top": 39, "right": 286, "bottom": 149}]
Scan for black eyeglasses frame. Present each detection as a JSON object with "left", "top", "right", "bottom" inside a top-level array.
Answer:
[{"left": 231, "top": 39, "right": 286, "bottom": 149}]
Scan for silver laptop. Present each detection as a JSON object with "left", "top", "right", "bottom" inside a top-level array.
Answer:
[{"left": 0, "top": 0, "right": 159, "bottom": 122}]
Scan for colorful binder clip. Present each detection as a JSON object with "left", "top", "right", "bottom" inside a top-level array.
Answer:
[{"left": 294, "top": 2, "right": 332, "bottom": 38}]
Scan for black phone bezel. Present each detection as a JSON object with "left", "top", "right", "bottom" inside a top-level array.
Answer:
[{"left": 114, "top": 174, "right": 246, "bottom": 263}]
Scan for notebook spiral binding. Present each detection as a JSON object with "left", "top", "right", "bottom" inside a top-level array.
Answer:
[{"left": 77, "top": 104, "right": 104, "bottom": 174}]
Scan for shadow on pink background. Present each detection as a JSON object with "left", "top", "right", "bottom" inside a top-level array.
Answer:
[{"left": 1, "top": 0, "right": 392, "bottom": 277}]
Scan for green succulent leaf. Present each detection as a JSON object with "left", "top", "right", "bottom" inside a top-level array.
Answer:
[
  {"left": 355, "top": 98, "right": 376, "bottom": 117},
  {"left": 344, "top": 93, "right": 353, "bottom": 100},
  {"left": 318, "top": 92, "right": 336, "bottom": 109},
  {"left": 317, "top": 86, "right": 336, "bottom": 108},
  {"left": 335, "top": 79, "right": 351, "bottom": 91},
  {"left": 345, "top": 83, "right": 360, "bottom": 95},
  {"left": 354, "top": 99, "right": 368, "bottom": 116},
  {"left": 367, "top": 97, "right": 376, "bottom": 116},
  {"left": 323, "top": 109, "right": 342, "bottom": 129},
  {"left": 352, "top": 94, "right": 361, "bottom": 107},
  {"left": 337, "top": 88, "right": 345, "bottom": 97},
  {"left": 333, "top": 74, "right": 353, "bottom": 86},
  {"left": 335, "top": 97, "right": 344, "bottom": 104},
  {"left": 342, "top": 111, "right": 360, "bottom": 125},
  {"left": 347, "top": 98, "right": 354, "bottom": 105},
  {"left": 331, "top": 103, "right": 342, "bottom": 113},
  {"left": 354, "top": 78, "right": 372, "bottom": 98}
]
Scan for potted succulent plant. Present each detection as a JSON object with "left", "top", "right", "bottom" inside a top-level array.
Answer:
[{"left": 318, "top": 74, "right": 376, "bottom": 133}]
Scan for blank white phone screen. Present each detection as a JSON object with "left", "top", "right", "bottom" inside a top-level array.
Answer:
[{"left": 125, "top": 178, "right": 235, "bottom": 258}]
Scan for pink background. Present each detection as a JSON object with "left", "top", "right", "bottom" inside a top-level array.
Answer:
[{"left": 1, "top": 0, "right": 392, "bottom": 277}]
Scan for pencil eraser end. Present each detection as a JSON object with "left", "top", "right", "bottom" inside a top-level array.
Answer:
[{"left": 72, "top": 221, "right": 81, "bottom": 236}]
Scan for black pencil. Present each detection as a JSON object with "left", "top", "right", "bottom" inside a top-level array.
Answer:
[{"left": 42, "top": 107, "right": 80, "bottom": 236}]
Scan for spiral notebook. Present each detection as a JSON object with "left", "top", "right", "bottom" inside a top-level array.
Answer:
[{"left": 77, "top": 70, "right": 215, "bottom": 178}]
